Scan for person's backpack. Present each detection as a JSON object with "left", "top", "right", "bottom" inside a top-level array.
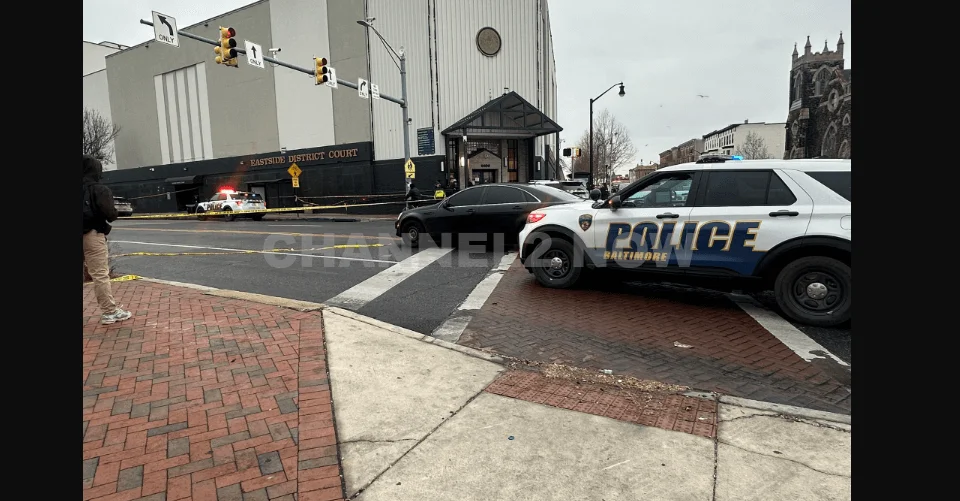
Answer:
[{"left": 83, "top": 184, "right": 98, "bottom": 230}]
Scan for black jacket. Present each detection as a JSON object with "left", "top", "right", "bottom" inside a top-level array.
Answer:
[
  {"left": 83, "top": 155, "right": 118, "bottom": 235},
  {"left": 405, "top": 186, "right": 422, "bottom": 200}
]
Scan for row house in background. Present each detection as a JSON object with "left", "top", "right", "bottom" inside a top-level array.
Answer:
[
  {"left": 701, "top": 120, "right": 785, "bottom": 159},
  {"left": 658, "top": 138, "right": 703, "bottom": 168}
]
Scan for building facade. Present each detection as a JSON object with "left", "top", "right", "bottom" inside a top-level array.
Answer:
[
  {"left": 659, "top": 138, "right": 703, "bottom": 168},
  {"left": 629, "top": 163, "right": 657, "bottom": 182},
  {"left": 784, "top": 34, "right": 850, "bottom": 159},
  {"left": 85, "top": 0, "right": 560, "bottom": 212},
  {"left": 83, "top": 41, "right": 129, "bottom": 171},
  {"left": 701, "top": 121, "right": 785, "bottom": 159}
]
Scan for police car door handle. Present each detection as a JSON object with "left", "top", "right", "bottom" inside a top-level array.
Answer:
[
  {"left": 656, "top": 212, "right": 680, "bottom": 219},
  {"left": 769, "top": 210, "right": 799, "bottom": 217}
]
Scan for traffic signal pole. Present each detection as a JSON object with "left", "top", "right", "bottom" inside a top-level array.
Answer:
[{"left": 139, "top": 19, "right": 405, "bottom": 106}]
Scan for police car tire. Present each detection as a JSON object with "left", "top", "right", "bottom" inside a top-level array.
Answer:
[
  {"left": 222, "top": 207, "right": 236, "bottom": 222},
  {"left": 401, "top": 221, "right": 423, "bottom": 248},
  {"left": 774, "top": 256, "right": 851, "bottom": 327},
  {"left": 196, "top": 207, "right": 208, "bottom": 221},
  {"left": 532, "top": 238, "right": 582, "bottom": 289}
]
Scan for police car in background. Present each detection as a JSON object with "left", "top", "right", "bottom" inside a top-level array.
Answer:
[
  {"left": 518, "top": 155, "right": 852, "bottom": 327},
  {"left": 195, "top": 188, "right": 267, "bottom": 221}
]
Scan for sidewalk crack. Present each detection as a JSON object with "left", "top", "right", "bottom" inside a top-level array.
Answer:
[
  {"left": 720, "top": 413, "right": 850, "bottom": 433},
  {"left": 347, "top": 386, "right": 488, "bottom": 499},
  {"left": 340, "top": 438, "right": 417, "bottom": 445},
  {"left": 717, "top": 440, "right": 850, "bottom": 478}
]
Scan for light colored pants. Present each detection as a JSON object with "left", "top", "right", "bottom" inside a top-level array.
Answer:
[{"left": 83, "top": 230, "right": 118, "bottom": 314}]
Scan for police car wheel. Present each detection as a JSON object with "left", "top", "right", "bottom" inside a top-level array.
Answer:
[
  {"left": 222, "top": 207, "right": 236, "bottom": 222},
  {"left": 196, "top": 207, "right": 208, "bottom": 221},
  {"left": 774, "top": 256, "right": 851, "bottom": 327},
  {"left": 401, "top": 221, "right": 423, "bottom": 248},
  {"left": 532, "top": 239, "right": 581, "bottom": 289}
]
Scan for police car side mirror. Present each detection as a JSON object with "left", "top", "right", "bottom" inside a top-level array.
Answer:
[
  {"left": 590, "top": 189, "right": 602, "bottom": 201},
  {"left": 609, "top": 195, "right": 622, "bottom": 210}
]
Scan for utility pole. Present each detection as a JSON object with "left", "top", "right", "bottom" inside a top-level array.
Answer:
[{"left": 400, "top": 49, "right": 410, "bottom": 180}]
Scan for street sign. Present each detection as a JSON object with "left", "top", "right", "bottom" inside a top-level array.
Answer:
[
  {"left": 287, "top": 163, "right": 302, "bottom": 177},
  {"left": 404, "top": 159, "right": 416, "bottom": 178},
  {"left": 358, "top": 78, "right": 369, "bottom": 99},
  {"left": 292, "top": 177, "right": 300, "bottom": 188},
  {"left": 434, "top": 190, "right": 445, "bottom": 199},
  {"left": 151, "top": 12, "right": 179, "bottom": 47},
  {"left": 325, "top": 67, "right": 337, "bottom": 88},
  {"left": 245, "top": 40, "right": 264, "bottom": 69},
  {"left": 371, "top": 84, "right": 380, "bottom": 100}
]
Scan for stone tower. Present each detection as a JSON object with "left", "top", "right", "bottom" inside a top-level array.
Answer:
[{"left": 784, "top": 33, "right": 851, "bottom": 159}]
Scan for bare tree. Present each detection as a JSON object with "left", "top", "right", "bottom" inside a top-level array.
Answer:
[
  {"left": 83, "top": 107, "right": 121, "bottom": 164},
  {"left": 734, "top": 131, "right": 773, "bottom": 160},
  {"left": 572, "top": 109, "right": 637, "bottom": 186}
]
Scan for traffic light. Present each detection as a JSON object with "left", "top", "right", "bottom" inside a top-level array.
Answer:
[
  {"left": 562, "top": 147, "right": 572, "bottom": 157},
  {"left": 214, "top": 26, "right": 238, "bottom": 66},
  {"left": 573, "top": 148, "right": 582, "bottom": 157},
  {"left": 315, "top": 57, "right": 329, "bottom": 85}
]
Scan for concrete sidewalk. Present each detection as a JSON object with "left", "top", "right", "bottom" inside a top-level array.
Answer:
[
  {"left": 322, "top": 307, "right": 851, "bottom": 501},
  {"left": 83, "top": 278, "right": 850, "bottom": 501}
]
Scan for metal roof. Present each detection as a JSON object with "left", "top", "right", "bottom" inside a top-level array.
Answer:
[{"left": 442, "top": 91, "right": 562, "bottom": 139}]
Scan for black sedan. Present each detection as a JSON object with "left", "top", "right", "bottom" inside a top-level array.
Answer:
[{"left": 395, "top": 183, "right": 582, "bottom": 247}]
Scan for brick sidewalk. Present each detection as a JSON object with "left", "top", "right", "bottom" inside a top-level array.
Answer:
[
  {"left": 459, "top": 263, "right": 851, "bottom": 415},
  {"left": 83, "top": 281, "right": 344, "bottom": 501}
]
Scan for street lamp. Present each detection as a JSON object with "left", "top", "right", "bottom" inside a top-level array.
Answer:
[
  {"left": 357, "top": 20, "right": 411, "bottom": 185},
  {"left": 589, "top": 82, "right": 625, "bottom": 189}
]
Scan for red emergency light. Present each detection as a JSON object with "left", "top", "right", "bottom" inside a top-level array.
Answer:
[{"left": 218, "top": 187, "right": 236, "bottom": 194}]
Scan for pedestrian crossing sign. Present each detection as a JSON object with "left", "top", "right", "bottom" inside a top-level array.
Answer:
[{"left": 404, "top": 159, "right": 416, "bottom": 178}]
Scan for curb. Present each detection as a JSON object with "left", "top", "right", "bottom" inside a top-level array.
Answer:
[
  {"left": 139, "top": 278, "right": 325, "bottom": 311},
  {"left": 682, "top": 390, "right": 851, "bottom": 424},
  {"left": 135, "top": 277, "right": 503, "bottom": 364},
  {"left": 322, "top": 307, "right": 505, "bottom": 364}
]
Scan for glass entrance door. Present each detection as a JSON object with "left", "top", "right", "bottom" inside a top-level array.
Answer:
[{"left": 475, "top": 170, "right": 498, "bottom": 184}]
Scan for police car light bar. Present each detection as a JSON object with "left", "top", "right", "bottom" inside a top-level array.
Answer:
[
  {"left": 218, "top": 187, "right": 236, "bottom": 194},
  {"left": 696, "top": 154, "right": 742, "bottom": 164}
]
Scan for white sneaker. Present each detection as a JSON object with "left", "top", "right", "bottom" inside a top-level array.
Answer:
[{"left": 101, "top": 309, "right": 132, "bottom": 325}]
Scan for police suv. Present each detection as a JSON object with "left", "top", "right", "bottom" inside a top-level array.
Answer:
[
  {"left": 195, "top": 188, "right": 267, "bottom": 221},
  {"left": 518, "top": 156, "right": 851, "bottom": 327}
]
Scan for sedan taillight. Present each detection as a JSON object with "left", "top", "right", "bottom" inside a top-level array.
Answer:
[{"left": 527, "top": 212, "right": 546, "bottom": 224}]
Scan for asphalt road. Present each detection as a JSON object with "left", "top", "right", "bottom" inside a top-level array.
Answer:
[
  {"left": 108, "top": 218, "right": 505, "bottom": 335},
  {"left": 108, "top": 217, "right": 850, "bottom": 365}
]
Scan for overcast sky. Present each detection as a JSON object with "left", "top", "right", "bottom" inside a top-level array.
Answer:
[{"left": 84, "top": 0, "right": 850, "bottom": 172}]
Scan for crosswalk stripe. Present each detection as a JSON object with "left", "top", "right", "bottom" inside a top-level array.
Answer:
[
  {"left": 431, "top": 252, "right": 516, "bottom": 342},
  {"left": 324, "top": 247, "right": 455, "bottom": 310}
]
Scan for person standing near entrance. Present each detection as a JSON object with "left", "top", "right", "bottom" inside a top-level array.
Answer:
[
  {"left": 405, "top": 181, "right": 421, "bottom": 210},
  {"left": 83, "top": 155, "right": 132, "bottom": 325}
]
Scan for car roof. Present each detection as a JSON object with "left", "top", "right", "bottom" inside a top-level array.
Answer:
[{"left": 659, "top": 159, "right": 850, "bottom": 173}]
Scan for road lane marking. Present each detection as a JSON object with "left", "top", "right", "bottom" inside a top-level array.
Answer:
[
  {"left": 110, "top": 240, "right": 396, "bottom": 265},
  {"left": 114, "top": 243, "right": 385, "bottom": 257},
  {"left": 431, "top": 252, "right": 517, "bottom": 343},
  {"left": 110, "top": 226, "right": 401, "bottom": 241},
  {"left": 324, "top": 247, "right": 455, "bottom": 310},
  {"left": 727, "top": 294, "right": 849, "bottom": 367}
]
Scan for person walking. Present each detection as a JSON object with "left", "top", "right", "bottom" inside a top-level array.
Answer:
[
  {"left": 600, "top": 183, "right": 610, "bottom": 199},
  {"left": 83, "top": 155, "right": 132, "bottom": 325},
  {"left": 404, "top": 181, "right": 421, "bottom": 210}
]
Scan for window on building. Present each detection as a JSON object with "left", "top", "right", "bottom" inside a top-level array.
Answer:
[
  {"left": 793, "top": 73, "right": 802, "bottom": 102},
  {"left": 814, "top": 67, "right": 831, "bottom": 96},
  {"left": 699, "top": 170, "right": 797, "bottom": 207}
]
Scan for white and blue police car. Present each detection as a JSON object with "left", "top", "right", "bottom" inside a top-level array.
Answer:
[{"left": 518, "top": 155, "right": 851, "bottom": 327}]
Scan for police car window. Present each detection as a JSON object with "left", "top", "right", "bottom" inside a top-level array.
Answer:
[
  {"left": 701, "top": 170, "right": 795, "bottom": 207},
  {"left": 806, "top": 171, "right": 851, "bottom": 201},
  {"left": 483, "top": 186, "right": 526, "bottom": 204},
  {"left": 623, "top": 174, "right": 692, "bottom": 208},
  {"left": 446, "top": 187, "right": 484, "bottom": 207},
  {"left": 231, "top": 192, "right": 262, "bottom": 200}
]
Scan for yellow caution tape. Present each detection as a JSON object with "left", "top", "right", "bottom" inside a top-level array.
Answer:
[
  {"left": 110, "top": 274, "right": 141, "bottom": 281},
  {"left": 114, "top": 244, "right": 384, "bottom": 257},
  {"left": 119, "top": 200, "right": 405, "bottom": 219}
]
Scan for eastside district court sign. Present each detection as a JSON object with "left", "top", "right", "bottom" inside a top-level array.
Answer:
[{"left": 243, "top": 144, "right": 373, "bottom": 170}]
